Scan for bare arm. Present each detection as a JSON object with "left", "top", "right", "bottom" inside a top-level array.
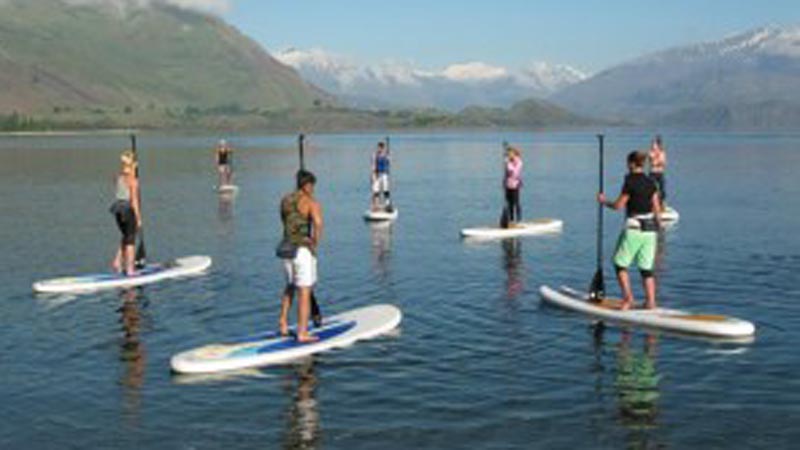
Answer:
[
  {"left": 309, "top": 200, "right": 323, "bottom": 249},
  {"left": 128, "top": 176, "right": 142, "bottom": 226},
  {"left": 651, "top": 191, "right": 662, "bottom": 224},
  {"left": 597, "top": 192, "right": 629, "bottom": 211}
]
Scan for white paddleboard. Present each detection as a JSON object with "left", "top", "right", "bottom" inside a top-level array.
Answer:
[
  {"left": 461, "top": 218, "right": 563, "bottom": 239},
  {"left": 364, "top": 207, "right": 399, "bottom": 222},
  {"left": 540, "top": 285, "right": 755, "bottom": 338},
  {"left": 171, "top": 304, "right": 402, "bottom": 374},
  {"left": 661, "top": 206, "right": 679, "bottom": 223},
  {"left": 33, "top": 255, "right": 212, "bottom": 293},
  {"left": 217, "top": 184, "right": 239, "bottom": 194}
]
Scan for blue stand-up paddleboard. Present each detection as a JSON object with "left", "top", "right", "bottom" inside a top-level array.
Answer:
[
  {"left": 171, "top": 304, "right": 402, "bottom": 374},
  {"left": 33, "top": 255, "right": 212, "bottom": 293}
]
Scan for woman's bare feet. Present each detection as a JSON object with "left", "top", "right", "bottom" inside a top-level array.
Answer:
[
  {"left": 296, "top": 333, "right": 319, "bottom": 344},
  {"left": 618, "top": 300, "right": 634, "bottom": 311},
  {"left": 279, "top": 319, "right": 289, "bottom": 337}
]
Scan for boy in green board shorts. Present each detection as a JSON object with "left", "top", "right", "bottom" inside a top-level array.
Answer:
[{"left": 597, "top": 151, "right": 662, "bottom": 310}]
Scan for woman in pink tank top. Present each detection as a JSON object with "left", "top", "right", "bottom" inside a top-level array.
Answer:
[{"left": 504, "top": 146, "right": 523, "bottom": 224}]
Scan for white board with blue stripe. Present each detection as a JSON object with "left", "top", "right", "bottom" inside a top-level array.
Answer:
[{"left": 170, "top": 304, "right": 402, "bottom": 374}]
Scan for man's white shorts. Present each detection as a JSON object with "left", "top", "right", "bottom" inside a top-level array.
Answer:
[
  {"left": 283, "top": 247, "right": 317, "bottom": 288},
  {"left": 372, "top": 173, "right": 390, "bottom": 194}
]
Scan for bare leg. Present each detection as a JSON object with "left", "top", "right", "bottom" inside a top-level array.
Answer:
[
  {"left": 296, "top": 286, "right": 318, "bottom": 343},
  {"left": 124, "top": 243, "right": 136, "bottom": 275},
  {"left": 279, "top": 285, "right": 294, "bottom": 336},
  {"left": 642, "top": 276, "right": 657, "bottom": 309},
  {"left": 616, "top": 268, "right": 635, "bottom": 310},
  {"left": 112, "top": 244, "right": 123, "bottom": 273}
]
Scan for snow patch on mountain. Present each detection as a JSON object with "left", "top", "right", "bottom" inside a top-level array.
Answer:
[{"left": 275, "top": 48, "right": 587, "bottom": 110}]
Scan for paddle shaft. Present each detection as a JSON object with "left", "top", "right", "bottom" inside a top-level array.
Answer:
[
  {"left": 130, "top": 134, "right": 147, "bottom": 268},
  {"left": 296, "top": 133, "right": 321, "bottom": 322},
  {"left": 298, "top": 134, "right": 306, "bottom": 171},
  {"left": 499, "top": 141, "right": 510, "bottom": 228},
  {"left": 589, "top": 134, "right": 605, "bottom": 300},
  {"left": 597, "top": 134, "right": 604, "bottom": 268}
]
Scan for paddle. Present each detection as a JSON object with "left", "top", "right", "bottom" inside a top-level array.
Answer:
[
  {"left": 298, "top": 133, "right": 306, "bottom": 170},
  {"left": 297, "top": 133, "right": 322, "bottom": 325},
  {"left": 384, "top": 136, "right": 394, "bottom": 212},
  {"left": 588, "top": 134, "right": 605, "bottom": 301},
  {"left": 130, "top": 134, "right": 147, "bottom": 269},
  {"left": 499, "top": 140, "right": 510, "bottom": 228}
]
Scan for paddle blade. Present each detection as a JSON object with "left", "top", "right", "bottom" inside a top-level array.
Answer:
[
  {"left": 135, "top": 230, "right": 147, "bottom": 269},
  {"left": 588, "top": 269, "right": 605, "bottom": 301},
  {"left": 499, "top": 207, "right": 510, "bottom": 229},
  {"left": 311, "top": 291, "right": 323, "bottom": 327}
]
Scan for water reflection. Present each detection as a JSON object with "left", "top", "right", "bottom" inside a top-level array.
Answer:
[
  {"left": 118, "top": 288, "right": 149, "bottom": 428},
  {"left": 615, "top": 332, "right": 660, "bottom": 428},
  {"left": 501, "top": 239, "right": 525, "bottom": 300},
  {"left": 654, "top": 231, "right": 668, "bottom": 276},
  {"left": 281, "top": 361, "right": 321, "bottom": 450},
  {"left": 592, "top": 324, "right": 663, "bottom": 448},
  {"left": 369, "top": 222, "right": 393, "bottom": 281},
  {"left": 218, "top": 192, "right": 235, "bottom": 225}
]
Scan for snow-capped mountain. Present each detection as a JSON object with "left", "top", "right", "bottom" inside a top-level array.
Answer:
[
  {"left": 275, "top": 48, "right": 587, "bottom": 110},
  {"left": 637, "top": 25, "right": 800, "bottom": 64},
  {"left": 553, "top": 25, "right": 800, "bottom": 127}
]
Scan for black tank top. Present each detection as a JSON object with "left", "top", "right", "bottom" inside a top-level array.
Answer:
[
  {"left": 218, "top": 150, "right": 230, "bottom": 165},
  {"left": 622, "top": 173, "right": 657, "bottom": 217}
]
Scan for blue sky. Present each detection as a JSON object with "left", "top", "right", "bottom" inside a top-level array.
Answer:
[{"left": 226, "top": 0, "right": 800, "bottom": 72}]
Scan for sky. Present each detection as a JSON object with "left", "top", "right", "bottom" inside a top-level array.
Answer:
[{"left": 223, "top": 0, "right": 800, "bottom": 72}]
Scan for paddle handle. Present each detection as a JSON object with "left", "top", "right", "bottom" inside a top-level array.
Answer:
[{"left": 298, "top": 134, "right": 306, "bottom": 171}]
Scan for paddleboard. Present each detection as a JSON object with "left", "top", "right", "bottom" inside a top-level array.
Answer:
[
  {"left": 661, "top": 207, "right": 679, "bottom": 223},
  {"left": 171, "top": 304, "right": 402, "bottom": 374},
  {"left": 461, "top": 218, "right": 563, "bottom": 239},
  {"left": 364, "top": 207, "right": 399, "bottom": 222},
  {"left": 33, "top": 255, "right": 212, "bottom": 293},
  {"left": 217, "top": 184, "right": 239, "bottom": 194},
  {"left": 539, "top": 285, "right": 755, "bottom": 338}
]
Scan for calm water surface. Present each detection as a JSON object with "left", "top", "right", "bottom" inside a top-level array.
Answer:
[{"left": 1, "top": 131, "right": 799, "bottom": 449}]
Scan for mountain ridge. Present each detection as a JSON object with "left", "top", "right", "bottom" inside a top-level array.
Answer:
[
  {"left": 551, "top": 25, "right": 800, "bottom": 128},
  {"left": 0, "top": 0, "right": 328, "bottom": 115},
  {"left": 276, "top": 48, "right": 587, "bottom": 110}
]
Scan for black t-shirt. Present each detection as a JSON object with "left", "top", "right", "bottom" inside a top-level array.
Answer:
[{"left": 621, "top": 172, "right": 657, "bottom": 217}]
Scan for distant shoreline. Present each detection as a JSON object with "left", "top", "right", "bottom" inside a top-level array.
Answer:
[{"left": 0, "top": 129, "right": 138, "bottom": 137}]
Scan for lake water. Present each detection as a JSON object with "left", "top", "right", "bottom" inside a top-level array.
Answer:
[{"left": 2, "top": 131, "right": 799, "bottom": 449}]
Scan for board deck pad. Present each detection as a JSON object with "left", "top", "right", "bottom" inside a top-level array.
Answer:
[{"left": 171, "top": 304, "right": 402, "bottom": 374}]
